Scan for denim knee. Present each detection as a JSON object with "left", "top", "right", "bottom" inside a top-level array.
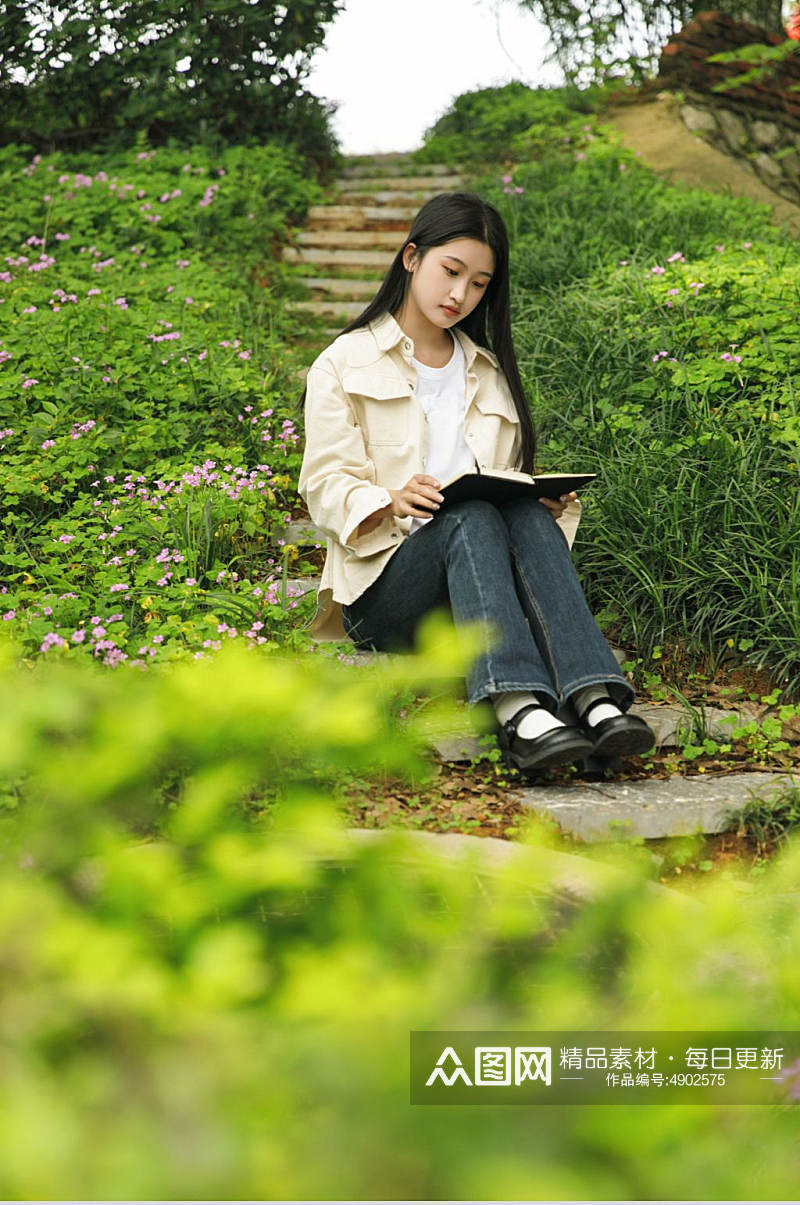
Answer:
[{"left": 442, "top": 498, "right": 508, "bottom": 539}]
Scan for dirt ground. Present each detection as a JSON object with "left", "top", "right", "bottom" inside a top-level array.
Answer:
[{"left": 603, "top": 93, "right": 800, "bottom": 238}]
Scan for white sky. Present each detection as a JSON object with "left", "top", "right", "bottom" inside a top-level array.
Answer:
[{"left": 305, "top": 0, "right": 560, "bottom": 156}]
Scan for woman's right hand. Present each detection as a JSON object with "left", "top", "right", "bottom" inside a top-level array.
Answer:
[
  {"left": 355, "top": 475, "right": 445, "bottom": 538},
  {"left": 387, "top": 474, "right": 444, "bottom": 519}
]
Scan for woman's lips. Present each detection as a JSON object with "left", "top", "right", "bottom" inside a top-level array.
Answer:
[{"left": 442, "top": 305, "right": 460, "bottom": 315}]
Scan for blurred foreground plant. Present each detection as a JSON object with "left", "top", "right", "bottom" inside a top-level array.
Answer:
[{"left": 0, "top": 619, "right": 798, "bottom": 1199}]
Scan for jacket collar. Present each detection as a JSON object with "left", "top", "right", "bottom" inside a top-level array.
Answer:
[{"left": 367, "top": 310, "right": 499, "bottom": 370}]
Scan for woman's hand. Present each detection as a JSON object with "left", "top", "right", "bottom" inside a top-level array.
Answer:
[
  {"left": 387, "top": 474, "right": 444, "bottom": 519},
  {"left": 355, "top": 475, "right": 444, "bottom": 538},
  {"left": 539, "top": 490, "right": 578, "bottom": 520}
]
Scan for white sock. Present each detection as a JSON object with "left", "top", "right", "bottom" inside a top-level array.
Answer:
[
  {"left": 572, "top": 684, "right": 623, "bottom": 727},
  {"left": 491, "top": 690, "right": 565, "bottom": 739}
]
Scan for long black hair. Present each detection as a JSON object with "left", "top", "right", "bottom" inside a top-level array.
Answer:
[{"left": 299, "top": 190, "right": 536, "bottom": 473}]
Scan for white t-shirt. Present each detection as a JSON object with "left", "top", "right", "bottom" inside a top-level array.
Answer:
[{"left": 409, "top": 333, "right": 476, "bottom": 534}]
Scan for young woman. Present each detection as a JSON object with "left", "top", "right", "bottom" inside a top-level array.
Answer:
[{"left": 298, "top": 191, "right": 655, "bottom": 774}]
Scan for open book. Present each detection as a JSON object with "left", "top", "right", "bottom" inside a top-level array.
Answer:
[{"left": 435, "top": 466, "right": 597, "bottom": 509}]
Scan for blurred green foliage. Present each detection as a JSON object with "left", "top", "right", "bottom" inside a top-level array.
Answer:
[{"left": 0, "top": 618, "right": 799, "bottom": 1198}]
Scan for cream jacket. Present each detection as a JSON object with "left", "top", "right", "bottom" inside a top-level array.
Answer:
[{"left": 297, "top": 310, "right": 582, "bottom": 642}]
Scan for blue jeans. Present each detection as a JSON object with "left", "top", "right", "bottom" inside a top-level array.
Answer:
[{"left": 341, "top": 496, "right": 634, "bottom": 716}]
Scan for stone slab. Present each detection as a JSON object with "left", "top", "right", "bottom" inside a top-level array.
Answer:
[
  {"left": 343, "top": 828, "right": 701, "bottom": 909},
  {"left": 335, "top": 174, "right": 464, "bottom": 191},
  {"left": 340, "top": 163, "right": 461, "bottom": 177},
  {"left": 282, "top": 247, "right": 394, "bottom": 268},
  {"left": 285, "top": 522, "right": 323, "bottom": 544},
  {"left": 518, "top": 771, "right": 800, "bottom": 842},
  {"left": 331, "top": 190, "right": 443, "bottom": 206},
  {"left": 297, "top": 230, "right": 402, "bottom": 248},
  {"left": 286, "top": 300, "right": 364, "bottom": 318},
  {"left": 307, "top": 205, "right": 418, "bottom": 226},
  {"left": 430, "top": 696, "right": 775, "bottom": 762},
  {"left": 297, "top": 277, "right": 380, "bottom": 298}
]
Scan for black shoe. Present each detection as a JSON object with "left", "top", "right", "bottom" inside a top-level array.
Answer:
[
  {"left": 496, "top": 703, "right": 595, "bottom": 773},
  {"left": 575, "top": 695, "right": 656, "bottom": 757}
]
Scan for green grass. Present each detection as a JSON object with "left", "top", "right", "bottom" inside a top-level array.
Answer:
[{"left": 463, "top": 131, "right": 800, "bottom": 701}]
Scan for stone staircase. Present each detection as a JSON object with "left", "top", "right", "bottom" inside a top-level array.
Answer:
[
  {"left": 283, "top": 154, "right": 464, "bottom": 328},
  {"left": 281, "top": 155, "right": 800, "bottom": 845}
]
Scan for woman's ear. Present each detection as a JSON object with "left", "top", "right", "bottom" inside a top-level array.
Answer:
[{"left": 403, "top": 243, "right": 417, "bottom": 273}]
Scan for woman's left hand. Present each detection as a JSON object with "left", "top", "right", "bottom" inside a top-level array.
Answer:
[{"left": 538, "top": 491, "right": 578, "bottom": 520}]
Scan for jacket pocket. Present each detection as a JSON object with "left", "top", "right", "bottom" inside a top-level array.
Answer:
[
  {"left": 342, "top": 369, "right": 411, "bottom": 446},
  {"left": 473, "top": 392, "right": 520, "bottom": 424}
]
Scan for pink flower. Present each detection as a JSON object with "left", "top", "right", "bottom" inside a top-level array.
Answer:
[
  {"left": 72, "top": 629, "right": 86, "bottom": 643},
  {"left": 41, "top": 632, "right": 67, "bottom": 652},
  {"left": 22, "top": 378, "right": 39, "bottom": 388}
]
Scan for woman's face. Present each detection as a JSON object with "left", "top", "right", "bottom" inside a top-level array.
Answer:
[{"left": 402, "top": 237, "right": 494, "bottom": 331}]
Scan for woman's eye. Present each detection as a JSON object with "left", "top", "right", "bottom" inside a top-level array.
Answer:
[{"left": 445, "top": 267, "right": 458, "bottom": 276}]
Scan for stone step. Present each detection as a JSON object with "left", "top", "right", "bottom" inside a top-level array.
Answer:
[
  {"left": 432, "top": 699, "right": 769, "bottom": 763},
  {"left": 296, "top": 230, "right": 401, "bottom": 249},
  {"left": 282, "top": 247, "right": 394, "bottom": 270},
  {"left": 518, "top": 770, "right": 800, "bottom": 843},
  {"left": 345, "top": 828, "right": 701, "bottom": 912},
  {"left": 294, "top": 276, "right": 378, "bottom": 299},
  {"left": 286, "top": 299, "right": 364, "bottom": 319},
  {"left": 335, "top": 174, "right": 464, "bottom": 191},
  {"left": 307, "top": 204, "right": 417, "bottom": 229},
  {"left": 331, "top": 189, "right": 443, "bottom": 206},
  {"left": 340, "top": 163, "right": 462, "bottom": 178},
  {"left": 285, "top": 575, "right": 321, "bottom": 594}
]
